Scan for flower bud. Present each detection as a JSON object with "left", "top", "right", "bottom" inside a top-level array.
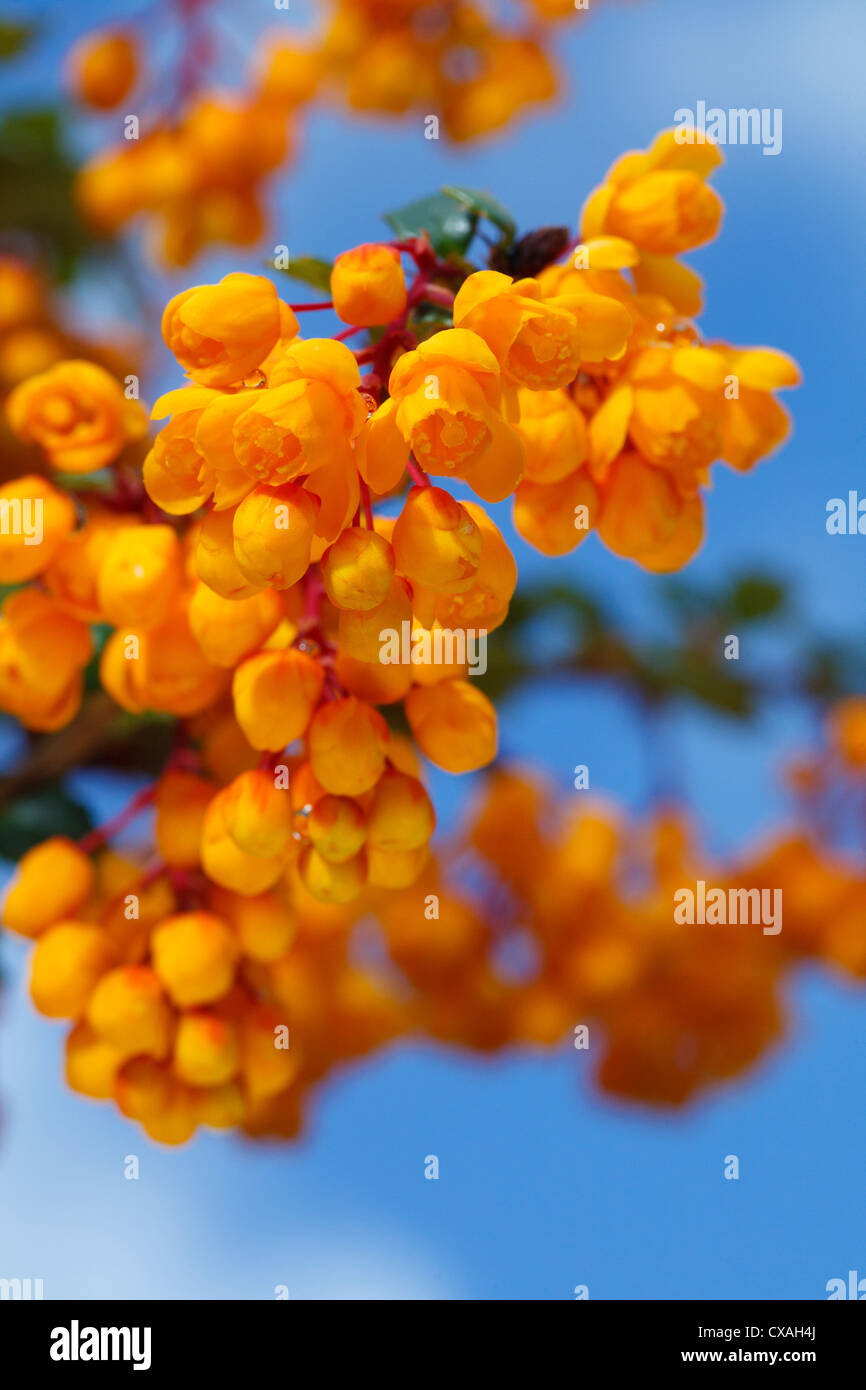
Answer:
[
  {"left": 321, "top": 526, "right": 395, "bottom": 611},
  {"left": 232, "top": 482, "right": 320, "bottom": 589},
  {"left": 405, "top": 679, "right": 497, "bottom": 773},
  {"left": 392, "top": 486, "right": 482, "bottom": 593},
  {"left": 308, "top": 696, "right": 389, "bottom": 795},
  {"left": 331, "top": 243, "right": 407, "bottom": 327},
  {"left": 151, "top": 912, "right": 239, "bottom": 1007},
  {"left": 30, "top": 921, "right": 115, "bottom": 1018},
  {"left": 86, "top": 965, "right": 173, "bottom": 1057},
  {"left": 3, "top": 836, "right": 94, "bottom": 938}
]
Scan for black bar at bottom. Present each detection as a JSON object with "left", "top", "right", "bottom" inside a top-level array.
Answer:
[{"left": 0, "top": 1298, "right": 860, "bottom": 1373}]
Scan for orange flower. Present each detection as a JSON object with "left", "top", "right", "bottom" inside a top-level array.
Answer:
[
  {"left": 331, "top": 243, "right": 407, "bottom": 327},
  {"left": 181, "top": 96, "right": 290, "bottom": 187},
  {"left": 406, "top": 679, "right": 497, "bottom": 773},
  {"left": 161, "top": 274, "right": 286, "bottom": 388},
  {"left": 67, "top": 30, "right": 138, "bottom": 110},
  {"left": 513, "top": 468, "right": 598, "bottom": 557},
  {"left": 828, "top": 698, "right": 866, "bottom": 770},
  {"left": 7, "top": 360, "right": 147, "bottom": 473},
  {"left": 392, "top": 485, "right": 482, "bottom": 593},
  {"left": 596, "top": 451, "right": 704, "bottom": 572},
  {"left": 588, "top": 344, "right": 727, "bottom": 497},
  {"left": 2, "top": 837, "right": 95, "bottom": 939},
  {"left": 97, "top": 524, "right": 183, "bottom": 629},
  {"left": 354, "top": 398, "right": 410, "bottom": 494},
  {"left": 583, "top": 129, "right": 724, "bottom": 256},
  {"left": 0, "top": 589, "right": 92, "bottom": 731},
  {"left": 308, "top": 696, "right": 389, "bottom": 795},
  {"left": 232, "top": 648, "right": 324, "bottom": 751},
  {"left": 143, "top": 385, "right": 219, "bottom": 515},
  {"left": 454, "top": 269, "right": 628, "bottom": 389},
  {"left": 30, "top": 922, "right": 116, "bottom": 1019},
  {"left": 188, "top": 581, "right": 284, "bottom": 668},
  {"left": 100, "top": 607, "right": 228, "bottom": 718},
  {"left": 151, "top": 913, "right": 239, "bottom": 1008},
  {"left": 232, "top": 483, "right": 321, "bottom": 589},
  {"left": 442, "top": 36, "right": 556, "bottom": 142},
  {"left": 513, "top": 388, "right": 587, "bottom": 484},
  {"left": 0, "top": 475, "right": 77, "bottom": 584},
  {"left": 387, "top": 328, "right": 506, "bottom": 481},
  {"left": 714, "top": 345, "right": 800, "bottom": 472},
  {"left": 256, "top": 40, "right": 322, "bottom": 109},
  {"left": 0, "top": 257, "right": 42, "bottom": 331},
  {"left": 321, "top": 526, "right": 395, "bottom": 612}
]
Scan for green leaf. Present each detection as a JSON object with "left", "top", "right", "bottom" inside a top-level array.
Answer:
[
  {"left": 380, "top": 701, "right": 411, "bottom": 739},
  {"left": 800, "top": 642, "right": 863, "bottom": 702},
  {"left": 0, "top": 20, "right": 35, "bottom": 60},
  {"left": 383, "top": 192, "right": 476, "bottom": 258},
  {"left": 0, "top": 106, "right": 112, "bottom": 281},
  {"left": 277, "top": 256, "right": 334, "bottom": 294},
  {"left": 722, "top": 574, "right": 788, "bottom": 623},
  {"left": 83, "top": 624, "right": 112, "bottom": 692},
  {"left": 409, "top": 300, "right": 454, "bottom": 338},
  {"left": 50, "top": 469, "right": 114, "bottom": 494},
  {"left": 647, "top": 651, "right": 753, "bottom": 717},
  {"left": 441, "top": 184, "right": 516, "bottom": 246},
  {"left": 507, "top": 582, "right": 609, "bottom": 639},
  {"left": 0, "top": 785, "right": 92, "bottom": 860}
]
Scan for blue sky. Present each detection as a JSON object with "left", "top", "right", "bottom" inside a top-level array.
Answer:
[{"left": 1, "top": 0, "right": 864, "bottom": 1299}]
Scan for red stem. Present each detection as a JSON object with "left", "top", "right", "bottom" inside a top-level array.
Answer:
[
  {"left": 177, "top": 0, "right": 212, "bottom": 108},
  {"left": 303, "top": 568, "right": 323, "bottom": 622},
  {"left": 406, "top": 455, "right": 431, "bottom": 488},
  {"left": 79, "top": 784, "right": 156, "bottom": 854},
  {"left": 407, "top": 280, "right": 454, "bottom": 311},
  {"left": 389, "top": 235, "right": 464, "bottom": 280},
  {"left": 139, "top": 857, "right": 169, "bottom": 890},
  {"left": 288, "top": 301, "right": 335, "bottom": 313}
]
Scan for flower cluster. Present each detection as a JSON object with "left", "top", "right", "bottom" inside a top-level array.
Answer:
[
  {"left": 68, "top": 0, "right": 602, "bottom": 264},
  {"left": 72, "top": 28, "right": 295, "bottom": 267},
  {"left": 1, "top": 812, "right": 412, "bottom": 1144},
  {"left": 5, "top": 720, "right": 865, "bottom": 1143},
  {"left": 397, "top": 746, "right": 866, "bottom": 1107},
  {"left": 316, "top": 0, "right": 562, "bottom": 142},
  {"left": 0, "top": 132, "right": 803, "bottom": 1140},
  {"left": 517, "top": 129, "right": 801, "bottom": 567}
]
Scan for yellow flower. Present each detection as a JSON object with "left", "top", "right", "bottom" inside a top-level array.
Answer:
[
  {"left": 0, "top": 475, "right": 77, "bottom": 584},
  {"left": 513, "top": 388, "right": 587, "bottom": 484},
  {"left": 67, "top": 30, "right": 138, "bottom": 110},
  {"left": 455, "top": 270, "right": 628, "bottom": 389},
  {"left": 97, "top": 524, "right": 183, "bottom": 629},
  {"left": 7, "top": 359, "right": 146, "bottom": 473},
  {"left": 388, "top": 327, "right": 504, "bottom": 478},
  {"left": 596, "top": 451, "right": 704, "bottom": 572},
  {"left": 162, "top": 273, "right": 286, "bottom": 388},
  {"left": 0, "top": 589, "right": 92, "bottom": 731},
  {"left": 331, "top": 243, "right": 407, "bottom": 327},
  {"left": 582, "top": 128, "right": 724, "bottom": 256}
]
